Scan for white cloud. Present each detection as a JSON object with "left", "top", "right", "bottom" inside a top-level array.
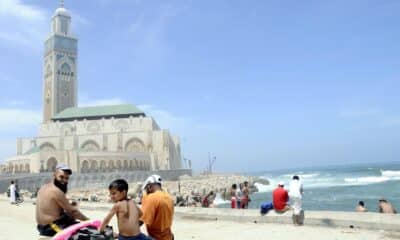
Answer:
[
  {"left": 79, "top": 98, "right": 126, "bottom": 107},
  {"left": 0, "top": 108, "right": 41, "bottom": 131},
  {"left": 0, "top": 107, "right": 39, "bottom": 161},
  {"left": 0, "top": 0, "right": 48, "bottom": 50},
  {"left": 2, "top": 100, "right": 25, "bottom": 106},
  {"left": 138, "top": 104, "right": 190, "bottom": 132},
  {"left": 0, "top": 0, "right": 46, "bottom": 21}
]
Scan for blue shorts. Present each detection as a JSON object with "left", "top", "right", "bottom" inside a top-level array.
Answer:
[{"left": 119, "top": 233, "right": 153, "bottom": 240}]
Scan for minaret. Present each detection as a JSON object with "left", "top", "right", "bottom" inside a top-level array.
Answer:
[{"left": 43, "top": 1, "right": 78, "bottom": 122}]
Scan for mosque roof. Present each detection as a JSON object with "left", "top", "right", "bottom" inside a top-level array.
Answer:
[
  {"left": 24, "top": 146, "right": 40, "bottom": 155},
  {"left": 52, "top": 104, "right": 146, "bottom": 121}
]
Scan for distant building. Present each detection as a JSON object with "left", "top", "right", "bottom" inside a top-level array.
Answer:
[{"left": 0, "top": 3, "right": 182, "bottom": 174}]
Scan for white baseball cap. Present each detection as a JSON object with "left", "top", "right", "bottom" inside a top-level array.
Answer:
[
  {"left": 278, "top": 181, "right": 285, "bottom": 186},
  {"left": 142, "top": 175, "right": 162, "bottom": 190},
  {"left": 56, "top": 163, "right": 72, "bottom": 175}
]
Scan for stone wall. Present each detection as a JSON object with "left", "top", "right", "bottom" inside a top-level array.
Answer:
[{"left": 0, "top": 169, "right": 192, "bottom": 193}]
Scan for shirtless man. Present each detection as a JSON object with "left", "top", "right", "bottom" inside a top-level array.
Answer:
[
  {"left": 240, "top": 181, "right": 250, "bottom": 209},
  {"left": 36, "top": 164, "right": 88, "bottom": 236},
  {"left": 378, "top": 199, "right": 397, "bottom": 214}
]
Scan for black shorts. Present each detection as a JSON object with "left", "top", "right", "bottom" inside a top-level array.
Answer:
[{"left": 37, "top": 213, "right": 79, "bottom": 236}]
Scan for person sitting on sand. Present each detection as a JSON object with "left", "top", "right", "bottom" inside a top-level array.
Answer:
[
  {"left": 355, "top": 201, "right": 368, "bottom": 212},
  {"left": 378, "top": 199, "right": 397, "bottom": 214},
  {"left": 141, "top": 175, "right": 174, "bottom": 240},
  {"left": 36, "top": 164, "right": 89, "bottom": 237},
  {"left": 273, "top": 181, "right": 290, "bottom": 212},
  {"left": 99, "top": 179, "right": 152, "bottom": 240}
]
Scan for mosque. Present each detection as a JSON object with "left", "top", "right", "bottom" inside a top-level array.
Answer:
[{"left": 0, "top": 3, "right": 182, "bottom": 175}]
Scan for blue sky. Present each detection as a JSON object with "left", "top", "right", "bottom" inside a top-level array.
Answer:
[{"left": 0, "top": 0, "right": 400, "bottom": 172}]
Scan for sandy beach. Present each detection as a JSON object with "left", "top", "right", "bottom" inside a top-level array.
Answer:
[{"left": 1, "top": 199, "right": 399, "bottom": 240}]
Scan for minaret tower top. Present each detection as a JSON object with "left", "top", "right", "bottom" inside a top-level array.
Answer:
[
  {"left": 42, "top": 0, "right": 78, "bottom": 122},
  {"left": 52, "top": 0, "right": 71, "bottom": 35}
]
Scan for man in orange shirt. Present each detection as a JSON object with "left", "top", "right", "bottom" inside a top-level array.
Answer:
[{"left": 141, "top": 175, "right": 174, "bottom": 240}]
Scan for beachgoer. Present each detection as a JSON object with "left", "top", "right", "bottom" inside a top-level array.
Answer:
[
  {"left": 230, "top": 184, "right": 238, "bottom": 209},
  {"left": 237, "top": 183, "right": 243, "bottom": 208},
  {"left": 99, "top": 179, "right": 152, "bottom": 240},
  {"left": 289, "top": 176, "right": 304, "bottom": 225},
  {"left": 36, "top": 164, "right": 89, "bottom": 237},
  {"left": 8, "top": 180, "right": 16, "bottom": 204},
  {"left": 355, "top": 201, "right": 368, "bottom": 212},
  {"left": 140, "top": 175, "right": 174, "bottom": 240},
  {"left": 240, "top": 181, "right": 250, "bottom": 209},
  {"left": 273, "top": 181, "right": 290, "bottom": 212},
  {"left": 202, "top": 191, "right": 214, "bottom": 208},
  {"left": 378, "top": 199, "right": 397, "bottom": 214}
]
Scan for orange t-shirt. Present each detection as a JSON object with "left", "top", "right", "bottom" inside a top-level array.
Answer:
[{"left": 141, "top": 190, "right": 174, "bottom": 240}]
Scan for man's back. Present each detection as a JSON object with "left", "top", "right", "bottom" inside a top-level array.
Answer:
[
  {"left": 142, "top": 190, "right": 174, "bottom": 240},
  {"left": 273, "top": 187, "right": 288, "bottom": 211},
  {"left": 379, "top": 202, "right": 397, "bottom": 214},
  {"left": 289, "top": 180, "right": 302, "bottom": 198}
]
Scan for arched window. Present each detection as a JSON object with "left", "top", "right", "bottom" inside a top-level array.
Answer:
[
  {"left": 108, "top": 161, "right": 115, "bottom": 170},
  {"left": 40, "top": 143, "right": 56, "bottom": 151},
  {"left": 46, "top": 157, "right": 58, "bottom": 171},
  {"left": 61, "top": 63, "right": 71, "bottom": 74},
  {"left": 123, "top": 160, "right": 129, "bottom": 170},
  {"left": 81, "top": 140, "right": 100, "bottom": 152},
  {"left": 25, "top": 164, "right": 30, "bottom": 173},
  {"left": 100, "top": 160, "right": 107, "bottom": 171},
  {"left": 90, "top": 161, "right": 98, "bottom": 172},
  {"left": 81, "top": 160, "right": 89, "bottom": 173},
  {"left": 116, "top": 160, "right": 122, "bottom": 169},
  {"left": 125, "top": 138, "right": 146, "bottom": 152}
]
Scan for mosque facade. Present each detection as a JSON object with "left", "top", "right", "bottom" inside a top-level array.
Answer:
[{"left": 0, "top": 4, "right": 182, "bottom": 174}]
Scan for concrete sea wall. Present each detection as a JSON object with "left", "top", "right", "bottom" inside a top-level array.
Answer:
[{"left": 0, "top": 169, "right": 192, "bottom": 193}]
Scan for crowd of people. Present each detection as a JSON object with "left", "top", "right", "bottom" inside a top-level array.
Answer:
[
  {"left": 230, "top": 181, "right": 250, "bottom": 209},
  {"left": 5, "top": 167, "right": 398, "bottom": 239}
]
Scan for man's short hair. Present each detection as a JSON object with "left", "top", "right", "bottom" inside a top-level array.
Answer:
[
  {"left": 10, "top": 180, "right": 14, "bottom": 184},
  {"left": 359, "top": 201, "right": 364, "bottom": 206},
  {"left": 293, "top": 175, "right": 299, "bottom": 180},
  {"left": 109, "top": 179, "right": 128, "bottom": 192}
]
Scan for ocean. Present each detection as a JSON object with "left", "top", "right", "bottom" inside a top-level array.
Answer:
[{"left": 218, "top": 162, "right": 400, "bottom": 212}]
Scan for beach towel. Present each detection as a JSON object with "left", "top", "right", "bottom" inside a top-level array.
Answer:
[{"left": 52, "top": 219, "right": 108, "bottom": 240}]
